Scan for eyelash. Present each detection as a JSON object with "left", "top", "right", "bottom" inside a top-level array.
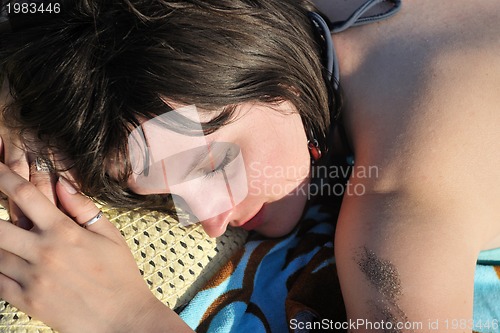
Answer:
[{"left": 203, "top": 149, "right": 234, "bottom": 180}]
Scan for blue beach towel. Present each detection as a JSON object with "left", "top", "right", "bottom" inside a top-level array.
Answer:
[{"left": 180, "top": 204, "right": 500, "bottom": 332}]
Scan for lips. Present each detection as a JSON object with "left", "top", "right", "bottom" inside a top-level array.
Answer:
[{"left": 241, "top": 205, "right": 266, "bottom": 231}]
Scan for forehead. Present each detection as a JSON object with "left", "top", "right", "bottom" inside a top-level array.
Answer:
[
  {"left": 106, "top": 105, "right": 237, "bottom": 178},
  {"left": 130, "top": 105, "right": 225, "bottom": 157},
  {"left": 128, "top": 103, "right": 249, "bottom": 155}
]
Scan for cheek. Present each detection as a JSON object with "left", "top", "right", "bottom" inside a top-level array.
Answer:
[
  {"left": 245, "top": 154, "right": 310, "bottom": 200},
  {"left": 126, "top": 179, "right": 152, "bottom": 195},
  {"left": 254, "top": 176, "right": 310, "bottom": 237},
  {"left": 172, "top": 151, "right": 249, "bottom": 220}
]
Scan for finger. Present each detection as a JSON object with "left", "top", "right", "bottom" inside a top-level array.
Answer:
[
  {"left": 0, "top": 163, "right": 61, "bottom": 230},
  {"left": 0, "top": 272, "right": 24, "bottom": 309},
  {"left": 3, "top": 137, "right": 28, "bottom": 180},
  {"left": 0, "top": 248, "right": 30, "bottom": 284},
  {"left": 49, "top": 155, "right": 80, "bottom": 216},
  {"left": 56, "top": 177, "right": 122, "bottom": 241},
  {"left": 29, "top": 156, "right": 57, "bottom": 204},
  {"left": 0, "top": 220, "right": 38, "bottom": 261},
  {"left": 2, "top": 134, "right": 30, "bottom": 228},
  {"left": 9, "top": 202, "right": 31, "bottom": 229}
]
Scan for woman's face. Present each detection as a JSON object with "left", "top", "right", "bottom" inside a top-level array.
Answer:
[{"left": 126, "top": 101, "right": 311, "bottom": 238}]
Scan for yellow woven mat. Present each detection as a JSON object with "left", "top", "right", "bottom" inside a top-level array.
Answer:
[{"left": 0, "top": 204, "right": 248, "bottom": 332}]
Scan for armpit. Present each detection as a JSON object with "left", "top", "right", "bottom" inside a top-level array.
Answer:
[{"left": 355, "top": 247, "right": 413, "bottom": 332}]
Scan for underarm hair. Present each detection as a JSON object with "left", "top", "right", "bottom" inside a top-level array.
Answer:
[{"left": 355, "top": 247, "right": 412, "bottom": 332}]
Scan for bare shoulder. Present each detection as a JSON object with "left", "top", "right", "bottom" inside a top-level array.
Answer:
[
  {"left": 330, "top": 2, "right": 500, "bottom": 324},
  {"left": 339, "top": 0, "right": 500, "bottom": 246},
  {"left": 343, "top": 0, "right": 500, "bottom": 188}
]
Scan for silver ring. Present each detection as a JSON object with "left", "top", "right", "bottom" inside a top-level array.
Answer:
[
  {"left": 82, "top": 211, "right": 103, "bottom": 228},
  {"left": 34, "top": 157, "right": 53, "bottom": 172}
]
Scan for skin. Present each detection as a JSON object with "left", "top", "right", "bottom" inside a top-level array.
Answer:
[
  {"left": 126, "top": 101, "right": 311, "bottom": 238},
  {"left": 0, "top": 0, "right": 499, "bottom": 331},
  {"left": 325, "top": 0, "right": 500, "bottom": 331},
  {"left": 0, "top": 155, "right": 192, "bottom": 332},
  {"left": 0, "top": 79, "right": 57, "bottom": 229},
  {"left": 0, "top": 99, "right": 312, "bottom": 332}
]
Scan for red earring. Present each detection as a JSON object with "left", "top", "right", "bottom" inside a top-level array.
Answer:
[{"left": 308, "top": 138, "right": 322, "bottom": 163}]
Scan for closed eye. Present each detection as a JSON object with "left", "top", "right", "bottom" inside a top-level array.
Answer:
[{"left": 202, "top": 148, "right": 234, "bottom": 180}]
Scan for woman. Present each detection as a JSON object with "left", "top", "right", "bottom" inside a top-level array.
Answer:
[{"left": 0, "top": 0, "right": 499, "bottom": 332}]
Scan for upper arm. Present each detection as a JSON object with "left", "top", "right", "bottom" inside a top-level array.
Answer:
[{"left": 335, "top": 189, "right": 483, "bottom": 332}]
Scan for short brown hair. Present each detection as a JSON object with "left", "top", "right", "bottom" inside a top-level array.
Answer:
[{"left": 0, "top": 0, "right": 336, "bottom": 210}]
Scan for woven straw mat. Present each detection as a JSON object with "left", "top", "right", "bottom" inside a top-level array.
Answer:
[{"left": 0, "top": 203, "right": 248, "bottom": 332}]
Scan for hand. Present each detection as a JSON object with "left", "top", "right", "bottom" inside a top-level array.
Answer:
[
  {"left": 0, "top": 163, "right": 192, "bottom": 332},
  {"left": 0, "top": 78, "right": 56, "bottom": 229}
]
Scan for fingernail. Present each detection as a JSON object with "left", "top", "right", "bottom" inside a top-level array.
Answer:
[{"left": 58, "top": 177, "right": 77, "bottom": 194}]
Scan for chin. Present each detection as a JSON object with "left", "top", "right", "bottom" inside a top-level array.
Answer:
[
  {"left": 254, "top": 218, "right": 300, "bottom": 238},
  {"left": 254, "top": 194, "right": 308, "bottom": 238}
]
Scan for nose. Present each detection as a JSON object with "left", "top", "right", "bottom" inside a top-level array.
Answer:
[{"left": 200, "top": 210, "right": 232, "bottom": 238}]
